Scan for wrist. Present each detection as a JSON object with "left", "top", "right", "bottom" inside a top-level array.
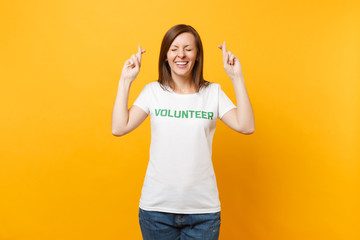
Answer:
[
  {"left": 119, "top": 76, "right": 133, "bottom": 85},
  {"left": 231, "top": 74, "right": 244, "bottom": 82},
  {"left": 119, "top": 77, "right": 133, "bottom": 89}
]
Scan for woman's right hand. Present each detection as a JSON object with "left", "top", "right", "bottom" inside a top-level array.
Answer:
[{"left": 120, "top": 45, "right": 146, "bottom": 83}]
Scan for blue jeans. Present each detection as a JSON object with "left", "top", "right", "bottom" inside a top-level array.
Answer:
[{"left": 138, "top": 208, "right": 221, "bottom": 240}]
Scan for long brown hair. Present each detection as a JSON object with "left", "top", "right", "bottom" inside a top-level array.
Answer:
[{"left": 158, "top": 24, "right": 210, "bottom": 92}]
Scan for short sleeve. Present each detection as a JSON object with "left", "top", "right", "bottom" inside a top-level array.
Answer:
[
  {"left": 133, "top": 84, "right": 151, "bottom": 115},
  {"left": 218, "top": 85, "right": 237, "bottom": 119}
]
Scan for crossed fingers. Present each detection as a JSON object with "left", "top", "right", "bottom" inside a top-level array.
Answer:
[
  {"left": 127, "top": 45, "right": 146, "bottom": 68},
  {"left": 218, "top": 41, "right": 236, "bottom": 66}
]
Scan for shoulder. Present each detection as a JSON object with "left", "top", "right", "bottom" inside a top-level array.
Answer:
[
  {"left": 212, "top": 82, "right": 220, "bottom": 88},
  {"left": 146, "top": 81, "right": 174, "bottom": 93},
  {"left": 201, "top": 81, "right": 218, "bottom": 89},
  {"left": 139, "top": 81, "right": 168, "bottom": 96},
  {"left": 140, "top": 81, "right": 161, "bottom": 91},
  {"left": 204, "top": 81, "right": 220, "bottom": 88},
  {"left": 202, "top": 82, "right": 220, "bottom": 92},
  {"left": 143, "top": 81, "right": 158, "bottom": 88},
  {"left": 210, "top": 83, "right": 228, "bottom": 92}
]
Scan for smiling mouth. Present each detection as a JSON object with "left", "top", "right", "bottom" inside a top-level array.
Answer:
[{"left": 175, "top": 61, "right": 189, "bottom": 66}]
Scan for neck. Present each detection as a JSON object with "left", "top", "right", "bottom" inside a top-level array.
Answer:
[{"left": 170, "top": 73, "right": 199, "bottom": 94}]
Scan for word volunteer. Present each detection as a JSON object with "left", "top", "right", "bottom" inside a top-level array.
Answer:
[{"left": 155, "top": 108, "right": 214, "bottom": 120}]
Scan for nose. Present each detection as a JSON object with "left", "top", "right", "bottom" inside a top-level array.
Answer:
[{"left": 178, "top": 49, "right": 185, "bottom": 58}]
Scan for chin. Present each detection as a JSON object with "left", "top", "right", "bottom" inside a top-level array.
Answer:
[
  {"left": 173, "top": 72, "right": 192, "bottom": 78},
  {"left": 172, "top": 68, "right": 194, "bottom": 78}
]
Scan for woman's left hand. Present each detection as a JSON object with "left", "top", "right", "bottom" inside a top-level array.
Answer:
[{"left": 218, "top": 41, "right": 243, "bottom": 80}]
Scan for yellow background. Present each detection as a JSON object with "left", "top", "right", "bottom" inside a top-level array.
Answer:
[{"left": 1, "top": 0, "right": 359, "bottom": 239}]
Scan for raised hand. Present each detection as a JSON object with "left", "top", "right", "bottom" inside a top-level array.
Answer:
[
  {"left": 218, "top": 41, "right": 243, "bottom": 80},
  {"left": 121, "top": 45, "right": 146, "bottom": 83}
]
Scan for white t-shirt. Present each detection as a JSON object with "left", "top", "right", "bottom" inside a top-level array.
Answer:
[{"left": 133, "top": 81, "right": 236, "bottom": 214}]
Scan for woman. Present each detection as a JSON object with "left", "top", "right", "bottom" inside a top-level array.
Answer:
[{"left": 111, "top": 24, "right": 255, "bottom": 240}]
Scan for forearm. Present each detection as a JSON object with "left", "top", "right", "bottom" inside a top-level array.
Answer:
[
  {"left": 111, "top": 78, "right": 132, "bottom": 135},
  {"left": 231, "top": 75, "right": 255, "bottom": 132}
]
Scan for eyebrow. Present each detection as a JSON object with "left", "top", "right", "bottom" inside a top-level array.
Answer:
[{"left": 171, "top": 44, "right": 192, "bottom": 47}]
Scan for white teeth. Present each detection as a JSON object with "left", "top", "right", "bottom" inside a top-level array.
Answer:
[{"left": 176, "top": 62, "right": 188, "bottom": 65}]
